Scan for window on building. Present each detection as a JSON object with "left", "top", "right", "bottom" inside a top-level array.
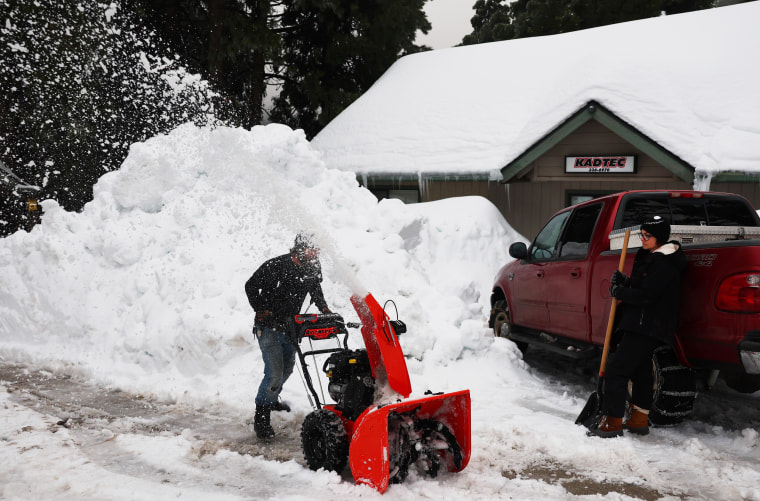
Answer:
[
  {"left": 566, "top": 190, "right": 614, "bottom": 207},
  {"left": 387, "top": 189, "right": 420, "bottom": 204},
  {"left": 368, "top": 187, "right": 420, "bottom": 204}
]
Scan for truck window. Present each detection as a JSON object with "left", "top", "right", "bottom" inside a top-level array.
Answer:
[
  {"left": 618, "top": 197, "right": 670, "bottom": 227},
  {"left": 530, "top": 211, "right": 571, "bottom": 261},
  {"left": 671, "top": 199, "right": 708, "bottom": 225},
  {"left": 559, "top": 203, "right": 603, "bottom": 258},
  {"left": 705, "top": 199, "right": 759, "bottom": 226},
  {"left": 617, "top": 194, "right": 760, "bottom": 228}
]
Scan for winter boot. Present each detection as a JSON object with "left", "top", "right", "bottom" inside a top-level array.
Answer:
[
  {"left": 624, "top": 406, "right": 650, "bottom": 435},
  {"left": 254, "top": 405, "right": 275, "bottom": 439},
  {"left": 271, "top": 400, "right": 291, "bottom": 413},
  {"left": 587, "top": 415, "right": 623, "bottom": 438}
]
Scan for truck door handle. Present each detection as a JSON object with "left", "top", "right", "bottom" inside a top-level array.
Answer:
[
  {"left": 570, "top": 268, "right": 581, "bottom": 279},
  {"left": 536, "top": 271, "right": 544, "bottom": 278}
]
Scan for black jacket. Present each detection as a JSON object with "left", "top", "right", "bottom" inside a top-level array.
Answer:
[
  {"left": 245, "top": 253, "right": 328, "bottom": 331},
  {"left": 615, "top": 241, "right": 688, "bottom": 344}
]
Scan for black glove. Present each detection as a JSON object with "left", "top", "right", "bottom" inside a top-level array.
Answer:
[
  {"left": 610, "top": 270, "right": 628, "bottom": 287},
  {"left": 609, "top": 283, "right": 623, "bottom": 299}
]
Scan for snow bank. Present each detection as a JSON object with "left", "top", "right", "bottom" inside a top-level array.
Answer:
[{"left": 0, "top": 123, "right": 520, "bottom": 409}]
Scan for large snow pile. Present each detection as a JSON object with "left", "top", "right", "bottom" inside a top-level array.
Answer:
[
  {"left": 313, "top": 2, "right": 760, "bottom": 180},
  {"left": 0, "top": 123, "right": 521, "bottom": 409}
]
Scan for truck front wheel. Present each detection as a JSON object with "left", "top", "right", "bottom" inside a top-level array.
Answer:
[
  {"left": 491, "top": 300, "right": 528, "bottom": 353},
  {"left": 648, "top": 347, "right": 698, "bottom": 426}
]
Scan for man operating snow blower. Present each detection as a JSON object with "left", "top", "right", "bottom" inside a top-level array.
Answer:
[{"left": 245, "top": 233, "right": 332, "bottom": 439}]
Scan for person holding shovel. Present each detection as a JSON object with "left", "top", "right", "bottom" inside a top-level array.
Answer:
[
  {"left": 245, "top": 233, "right": 332, "bottom": 439},
  {"left": 589, "top": 215, "right": 687, "bottom": 438}
]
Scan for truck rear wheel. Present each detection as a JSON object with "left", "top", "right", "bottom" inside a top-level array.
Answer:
[
  {"left": 649, "top": 347, "right": 698, "bottom": 426},
  {"left": 491, "top": 300, "right": 528, "bottom": 353},
  {"left": 301, "top": 409, "right": 349, "bottom": 472}
]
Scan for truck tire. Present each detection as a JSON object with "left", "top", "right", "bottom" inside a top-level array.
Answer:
[
  {"left": 649, "top": 347, "right": 698, "bottom": 426},
  {"left": 491, "top": 300, "right": 528, "bottom": 353},
  {"left": 301, "top": 409, "right": 349, "bottom": 472}
]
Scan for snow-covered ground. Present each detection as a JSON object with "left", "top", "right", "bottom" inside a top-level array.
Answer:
[{"left": 1, "top": 124, "right": 759, "bottom": 500}]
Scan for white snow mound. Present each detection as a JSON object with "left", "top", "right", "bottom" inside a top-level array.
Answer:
[{"left": 0, "top": 123, "right": 521, "bottom": 407}]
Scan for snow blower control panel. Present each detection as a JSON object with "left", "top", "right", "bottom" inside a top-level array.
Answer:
[{"left": 289, "top": 313, "right": 348, "bottom": 343}]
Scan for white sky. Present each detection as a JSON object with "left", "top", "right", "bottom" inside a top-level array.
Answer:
[{"left": 419, "top": 0, "right": 475, "bottom": 49}]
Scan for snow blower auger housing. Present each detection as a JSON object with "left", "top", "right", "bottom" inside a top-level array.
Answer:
[{"left": 290, "top": 293, "right": 471, "bottom": 493}]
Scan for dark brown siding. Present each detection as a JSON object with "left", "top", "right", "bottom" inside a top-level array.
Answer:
[{"left": 709, "top": 182, "right": 760, "bottom": 205}]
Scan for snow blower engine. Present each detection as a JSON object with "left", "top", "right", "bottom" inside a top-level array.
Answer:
[
  {"left": 288, "top": 293, "right": 471, "bottom": 493},
  {"left": 323, "top": 348, "right": 375, "bottom": 421}
]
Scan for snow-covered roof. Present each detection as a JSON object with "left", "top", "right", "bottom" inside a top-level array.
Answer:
[{"left": 313, "top": 2, "right": 760, "bottom": 181}]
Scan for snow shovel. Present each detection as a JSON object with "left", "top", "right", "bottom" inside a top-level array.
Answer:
[{"left": 575, "top": 229, "right": 630, "bottom": 428}]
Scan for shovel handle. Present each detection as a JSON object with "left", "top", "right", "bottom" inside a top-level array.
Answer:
[{"left": 599, "top": 230, "right": 630, "bottom": 377}]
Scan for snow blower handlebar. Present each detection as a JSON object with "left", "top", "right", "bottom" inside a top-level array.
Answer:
[
  {"left": 287, "top": 314, "right": 405, "bottom": 347},
  {"left": 344, "top": 320, "right": 405, "bottom": 333},
  {"left": 287, "top": 313, "right": 356, "bottom": 350}
]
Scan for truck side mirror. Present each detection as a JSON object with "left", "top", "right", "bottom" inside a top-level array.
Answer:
[{"left": 509, "top": 242, "right": 528, "bottom": 259}]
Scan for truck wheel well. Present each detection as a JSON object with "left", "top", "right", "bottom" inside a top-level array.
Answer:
[{"left": 488, "top": 289, "right": 507, "bottom": 329}]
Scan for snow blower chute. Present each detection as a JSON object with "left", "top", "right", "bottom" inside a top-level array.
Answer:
[{"left": 291, "top": 293, "right": 471, "bottom": 493}]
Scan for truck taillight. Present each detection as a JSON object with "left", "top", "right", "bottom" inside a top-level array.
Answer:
[{"left": 716, "top": 273, "right": 760, "bottom": 313}]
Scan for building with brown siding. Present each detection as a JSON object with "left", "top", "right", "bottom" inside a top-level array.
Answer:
[{"left": 313, "top": 3, "right": 760, "bottom": 240}]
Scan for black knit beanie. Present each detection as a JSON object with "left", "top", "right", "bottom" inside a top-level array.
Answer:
[{"left": 641, "top": 216, "right": 670, "bottom": 244}]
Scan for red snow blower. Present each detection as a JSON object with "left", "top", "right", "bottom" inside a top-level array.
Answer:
[{"left": 289, "top": 292, "right": 471, "bottom": 493}]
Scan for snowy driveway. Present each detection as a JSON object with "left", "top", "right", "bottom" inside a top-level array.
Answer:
[{"left": 2, "top": 353, "right": 759, "bottom": 501}]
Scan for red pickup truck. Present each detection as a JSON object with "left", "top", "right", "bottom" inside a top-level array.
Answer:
[{"left": 489, "top": 190, "right": 760, "bottom": 425}]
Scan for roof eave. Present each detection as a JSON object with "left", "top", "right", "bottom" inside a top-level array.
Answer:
[{"left": 356, "top": 172, "right": 494, "bottom": 183}]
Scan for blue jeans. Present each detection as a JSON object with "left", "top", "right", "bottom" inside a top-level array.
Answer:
[{"left": 255, "top": 324, "right": 296, "bottom": 407}]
